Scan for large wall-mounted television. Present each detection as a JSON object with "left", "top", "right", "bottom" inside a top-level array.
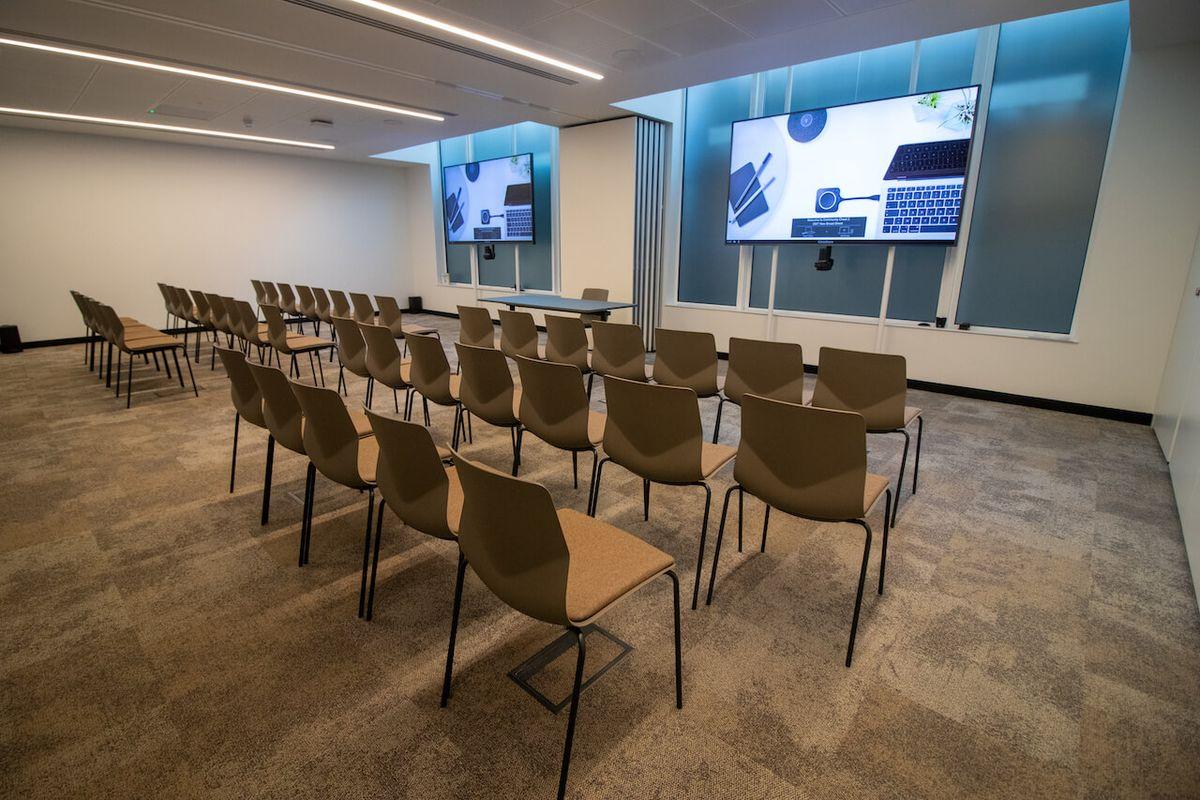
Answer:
[
  {"left": 725, "top": 85, "right": 980, "bottom": 246},
  {"left": 442, "top": 153, "right": 535, "bottom": 244}
]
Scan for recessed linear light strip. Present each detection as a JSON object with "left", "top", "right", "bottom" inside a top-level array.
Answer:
[
  {"left": 0, "top": 36, "right": 444, "bottom": 122},
  {"left": 341, "top": 0, "right": 604, "bottom": 81},
  {"left": 0, "top": 106, "right": 335, "bottom": 150}
]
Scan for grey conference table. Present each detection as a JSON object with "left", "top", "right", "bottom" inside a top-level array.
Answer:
[{"left": 481, "top": 293, "right": 634, "bottom": 321}]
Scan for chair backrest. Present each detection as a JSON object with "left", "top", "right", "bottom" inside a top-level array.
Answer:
[
  {"left": 312, "top": 287, "right": 332, "bottom": 321},
  {"left": 811, "top": 346, "right": 908, "bottom": 431},
  {"left": 580, "top": 287, "right": 609, "bottom": 326},
  {"left": 736, "top": 394, "right": 869, "bottom": 521},
  {"left": 95, "top": 303, "right": 122, "bottom": 345},
  {"left": 515, "top": 355, "right": 591, "bottom": 450},
  {"left": 190, "top": 290, "right": 212, "bottom": 326},
  {"left": 498, "top": 310, "right": 539, "bottom": 360},
  {"left": 457, "top": 305, "right": 495, "bottom": 348},
  {"left": 724, "top": 338, "right": 806, "bottom": 406},
  {"left": 359, "top": 322, "right": 407, "bottom": 387},
  {"left": 295, "top": 285, "right": 318, "bottom": 318},
  {"left": 169, "top": 286, "right": 193, "bottom": 321},
  {"left": 602, "top": 375, "right": 703, "bottom": 483},
  {"left": 234, "top": 300, "right": 265, "bottom": 344},
  {"left": 543, "top": 314, "right": 590, "bottom": 372},
  {"left": 452, "top": 452, "right": 570, "bottom": 625},
  {"left": 331, "top": 316, "right": 368, "bottom": 377},
  {"left": 455, "top": 342, "right": 518, "bottom": 426},
  {"left": 263, "top": 282, "right": 281, "bottom": 308},
  {"left": 206, "top": 293, "right": 230, "bottom": 334},
  {"left": 329, "top": 289, "right": 352, "bottom": 318},
  {"left": 226, "top": 299, "right": 252, "bottom": 341},
  {"left": 247, "top": 361, "right": 305, "bottom": 454},
  {"left": 405, "top": 332, "right": 454, "bottom": 404},
  {"left": 366, "top": 408, "right": 457, "bottom": 540},
  {"left": 350, "top": 292, "right": 375, "bottom": 324},
  {"left": 157, "top": 282, "right": 173, "bottom": 314},
  {"left": 251, "top": 279, "right": 267, "bottom": 306},
  {"left": 215, "top": 346, "right": 265, "bottom": 426},
  {"left": 590, "top": 321, "right": 647, "bottom": 382},
  {"left": 261, "top": 304, "right": 291, "bottom": 352},
  {"left": 652, "top": 328, "right": 718, "bottom": 396},
  {"left": 277, "top": 283, "right": 299, "bottom": 314},
  {"left": 290, "top": 379, "right": 371, "bottom": 488},
  {"left": 375, "top": 295, "right": 405, "bottom": 337}
]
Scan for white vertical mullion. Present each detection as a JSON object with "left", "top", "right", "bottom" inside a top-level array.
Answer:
[
  {"left": 765, "top": 65, "right": 793, "bottom": 340},
  {"left": 512, "top": 125, "right": 522, "bottom": 293},
  {"left": 551, "top": 126, "right": 562, "bottom": 295},
  {"left": 735, "top": 72, "right": 764, "bottom": 312},
  {"left": 938, "top": 25, "right": 999, "bottom": 326}
]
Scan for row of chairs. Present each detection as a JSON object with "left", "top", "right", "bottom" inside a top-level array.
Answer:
[{"left": 70, "top": 291, "right": 197, "bottom": 407}]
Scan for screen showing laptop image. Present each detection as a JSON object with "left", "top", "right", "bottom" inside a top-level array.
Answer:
[
  {"left": 442, "top": 153, "right": 535, "bottom": 244},
  {"left": 725, "top": 85, "right": 980, "bottom": 245}
]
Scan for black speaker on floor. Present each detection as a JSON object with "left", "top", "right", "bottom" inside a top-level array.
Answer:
[
  {"left": 408, "top": 296, "right": 423, "bottom": 313},
  {"left": 0, "top": 324, "right": 22, "bottom": 354}
]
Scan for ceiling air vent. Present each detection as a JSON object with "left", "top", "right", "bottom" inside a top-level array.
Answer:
[
  {"left": 149, "top": 104, "right": 219, "bottom": 121},
  {"left": 280, "top": 0, "right": 579, "bottom": 86}
]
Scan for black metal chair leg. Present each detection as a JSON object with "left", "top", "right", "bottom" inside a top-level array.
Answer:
[
  {"left": 125, "top": 351, "right": 134, "bottom": 408},
  {"left": 171, "top": 349, "right": 185, "bottom": 388},
  {"left": 712, "top": 396, "right": 725, "bottom": 444},
  {"left": 557, "top": 628, "right": 587, "bottom": 800},
  {"left": 705, "top": 485, "right": 737, "bottom": 606},
  {"left": 308, "top": 351, "right": 319, "bottom": 385},
  {"left": 760, "top": 505, "right": 771, "bottom": 552},
  {"left": 511, "top": 427, "right": 523, "bottom": 476},
  {"left": 183, "top": 351, "right": 199, "bottom": 397},
  {"left": 299, "top": 463, "right": 315, "bottom": 567},
  {"left": 365, "top": 496, "right": 386, "bottom": 621},
  {"left": 586, "top": 372, "right": 595, "bottom": 400},
  {"left": 912, "top": 416, "right": 923, "bottom": 494},
  {"left": 643, "top": 479, "right": 650, "bottom": 521},
  {"left": 440, "top": 552, "right": 468, "bottom": 707},
  {"left": 690, "top": 483, "right": 712, "bottom": 610},
  {"left": 588, "top": 458, "right": 609, "bottom": 517},
  {"left": 665, "top": 570, "right": 683, "bottom": 708},
  {"left": 423, "top": 397, "right": 431, "bottom": 427},
  {"left": 891, "top": 429, "right": 911, "bottom": 527},
  {"left": 229, "top": 412, "right": 239, "bottom": 492},
  {"left": 879, "top": 489, "right": 891, "bottom": 595},
  {"left": 736, "top": 482, "right": 744, "bottom": 552},
  {"left": 357, "top": 489, "right": 376, "bottom": 619},
  {"left": 572, "top": 451, "right": 578, "bottom": 489},
  {"left": 846, "top": 520, "right": 873, "bottom": 668},
  {"left": 261, "top": 435, "right": 275, "bottom": 525}
]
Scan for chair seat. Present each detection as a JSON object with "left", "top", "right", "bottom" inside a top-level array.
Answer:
[
  {"left": 587, "top": 411, "right": 606, "bottom": 446},
  {"left": 357, "top": 436, "right": 379, "bottom": 486},
  {"left": 285, "top": 334, "right": 331, "bottom": 353},
  {"left": 863, "top": 473, "right": 890, "bottom": 515},
  {"left": 124, "top": 335, "right": 183, "bottom": 352},
  {"left": 700, "top": 442, "right": 737, "bottom": 478},
  {"left": 448, "top": 374, "right": 462, "bottom": 402},
  {"left": 401, "top": 325, "right": 437, "bottom": 337},
  {"left": 445, "top": 466, "right": 464, "bottom": 534},
  {"left": 559, "top": 508, "right": 675, "bottom": 625},
  {"left": 348, "top": 410, "right": 375, "bottom": 438}
]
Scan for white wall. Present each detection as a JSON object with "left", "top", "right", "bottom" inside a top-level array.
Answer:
[
  {"left": 660, "top": 41, "right": 1200, "bottom": 414},
  {"left": 0, "top": 126, "right": 411, "bottom": 342}
]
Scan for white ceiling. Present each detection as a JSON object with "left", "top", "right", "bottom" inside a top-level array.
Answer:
[{"left": 0, "top": 0, "right": 1183, "bottom": 162}]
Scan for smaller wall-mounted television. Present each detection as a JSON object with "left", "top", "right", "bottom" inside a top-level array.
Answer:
[
  {"left": 442, "top": 153, "right": 535, "bottom": 244},
  {"left": 726, "top": 85, "right": 981, "bottom": 246}
]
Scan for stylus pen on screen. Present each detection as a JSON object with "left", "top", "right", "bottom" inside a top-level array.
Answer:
[
  {"left": 733, "top": 152, "right": 772, "bottom": 212},
  {"left": 736, "top": 176, "right": 775, "bottom": 217}
]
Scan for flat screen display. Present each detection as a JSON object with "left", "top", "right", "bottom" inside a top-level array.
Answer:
[
  {"left": 725, "top": 85, "right": 980, "bottom": 245},
  {"left": 442, "top": 153, "right": 535, "bottom": 243}
]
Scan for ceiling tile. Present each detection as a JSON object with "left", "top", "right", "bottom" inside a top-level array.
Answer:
[
  {"left": 524, "top": 9, "right": 633, "bottom": 55},
  {"left": 575, "top": 34, "right": 676, "bottom": 71},
  {"left": 643, "top": 13, "right": 751, "bottom": 55},
  {"left": 720, "top": 0, "right": 842, "bottom": 38},
  {"left": 578, "top": 0, "right": 708, "bottom": 34},
  {"left": 826, "top": 0, "right": 908, "bottom": 14},
  {"left": 154, "top": 79, "right": 260, "bottom": 120},
  {"left": 70, "top": 63, "right": 184, "bottom": 118},
  {"left": 0, "top": 46, "right": 97, "bottom": 110},
  {"left": 434, "top": 0, "right": 569, "bottom": 30}
]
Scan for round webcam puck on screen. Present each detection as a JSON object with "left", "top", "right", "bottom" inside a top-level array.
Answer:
[
  {"left": 466, "top": 162, "right": 481, "bottom": 181},
  {"left": 788, "top": 109, "right": 827, "bottom": 143}
]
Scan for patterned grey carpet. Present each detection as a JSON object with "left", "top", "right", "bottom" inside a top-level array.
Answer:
[{"left": 2, "top": 313, "right": 1198, "bottom": 799}]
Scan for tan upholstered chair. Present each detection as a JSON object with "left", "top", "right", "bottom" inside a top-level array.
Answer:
[
  {"left": 288, "top": 379, "right": 379, "bottom": 617},
  {"left": 231, "top": 300, "right": 274, "bottom": 364},
  {"left": 579, "top": 287, "right": 609, "bottom": 327},
  {"left": 350, "top": 292, "right": 375, "bottom": 325},
  {"left": 205, "top": 293, "right": 235, "bottom": 352},
  {"left": 515, "top": 355, "right": 604, "bottom": 494},
  {"left": 361, "top": 409, "right": 460, "bottom": 620},
  {"left": 329, "top": 289, "right": 352, "bottom": 319},
  {"left": 156, "top": 282, "right": 175, "bottom": 329},
  {"left": 456, "top": 305, "right": 495, "bottom": 349},
  {"left": 263, "top": 282, "right": 281, "bottom": 311},
  {"left": 406, "top": 332, "right": 465, "bottom": 439},
  {"left": 440, "top": 451, "right": 681, "bottom": 800},
  {"left": 810, "top": 347, "right": 922, "bottom": 526},
  {"left": 590, "top": 375, "right": 736, "bottom": 609},
  {"left": 313, "top": 287, "right": 333, "bottom": 335},
  {"left": 331, "top": 315, "right": 374, "bottom": 403},
  {"left": 713, "top": 337, "right": 806, "bottom": 444},
  {"left": 455, "top": 342, "right": 523, "bottom": 473},
  {"left": 544, "top": 314, "right": 595, "bottom": 396},
  {"left": 652, "top": 328, "right": 720, "bottom": 438},
  {"left": 251, "top": 279, "right": 268, "bottom": 309},
  {"left": 498, "top": 309, "right": 541, "bottom": 360},
  {"left": 89, "top": 297, "right": 162, "bottom": 387},
  {"left": 188, "top": 290, "right": 214, "bottom": 363},
  {"left": 375, "top": 294, "right": 436, "bottom": 356},
  {"left": 704, "top": 395, "right": 891, "bottom": 667},
  {"left": 295, "top": 285, "right": 322, "bottom": 335},
  {"left": 262, "top": 304, "right": 332, "bottom": 385},
  {"left": 276, "top": 283, "right": 306, "bottom": 332},
  {"left": 214, "top": 346, "right": 272, "bottom": 519},
  {"left": 358, "top": 321, "right": 413, "bottom": 415},
  {"left": 97, "top": 304, "right": 196, "bottom": 407},
  {"left": 590, "top": 321, "right": 650, "bottom": 382}
]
